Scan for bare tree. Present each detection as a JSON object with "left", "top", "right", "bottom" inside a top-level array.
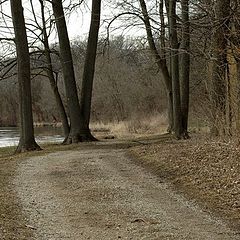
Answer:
[
  {"left": 39, "top": 0, "right": 70, "bottom": 140},
  {"left": 79, "top": 0, "right": 101, "bottom": 140},
  {"left": 139, "top": 0, "right": 173, "bottom": 132},
  {"left": 169, "top": 0, "right": 183, "bottom": 138},
  {"left": 210, "top": 0, "right": 230, "bottom": 135},
  {"left": 52, "top": 0, "right": 84, "bottom": 143},
  {"left": 180, "top": 0, "right": 190, "bottom": 137},
  {"left": 10, "top": 0, "right": 41, "bottom": 152}
]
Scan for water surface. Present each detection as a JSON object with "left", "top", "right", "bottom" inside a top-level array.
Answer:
[{"left": 0, "top": 127, "right": 64, "bottom": 148}]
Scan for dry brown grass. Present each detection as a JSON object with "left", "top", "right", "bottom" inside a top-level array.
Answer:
[
  {"left": 130, "top": 135, "right": 240, "bottom": 231},
  {"left": 90, "top": 113, "right": 168, "bottom": 138}
]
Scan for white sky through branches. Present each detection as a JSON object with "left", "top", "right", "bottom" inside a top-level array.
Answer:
[{"left": 0, "top": 0, "right": 152, "bottom": 58}]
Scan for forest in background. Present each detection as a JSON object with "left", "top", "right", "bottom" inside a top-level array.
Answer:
[
  {"left": 0, "top": 0, "right": 239, "bottom": 151},
  {"left": 0, "top": 36, "right": 204, "bottom": 131},
  {"left": 0, "top": 36, "right": 169, "bottom": 127}
]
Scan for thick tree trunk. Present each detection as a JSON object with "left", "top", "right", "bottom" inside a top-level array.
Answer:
[
  {"left": 79, "top": 0, "right": 101, "bottom": 141},
  {"left": 210, "top": 0, "right": 230, "bottom": 135},
  {"left": 169, "top": 0, "right": 183, "bottom": 139},
  {"left": 232, "top": 3, "right": 240, "bottom": 132},
  {"left": 139, "top": 0, "right": 173, "bottom": 132},
  {"left": 226, "top": 65, "right": 233, "bottom": 135},
  {"left": 10, "top": 0, "right": 41, "bottom": 153},
  {"left": 181, "top": 0, "right": 190, "bottom": 138},
  {"left": 159, "top": 0, "right": 173, "bottom": 133},
  {"left": 165, "top": 0, "right": 170, "bottom": 14},
  {"left": 237, "top": 61, "right": 240, "bottom": 131},
  {"left": 234, "top": 18, "right": 240, "bottom": 132},
  {"left": 231, "top": 0, "right": 240, "bottom": 135},
  {"left": 52, "top": 0, "right": 85, "bottom": 143},
  {"left": 40, "top": 0, "right": 70, "bottom": 141}
]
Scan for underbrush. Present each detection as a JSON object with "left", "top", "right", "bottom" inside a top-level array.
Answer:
[{"left": 91, "top": 113, "right": 168, "bottom": 138}]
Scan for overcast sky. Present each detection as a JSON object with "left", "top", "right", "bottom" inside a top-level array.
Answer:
[
  {"left": 1, "top": 0, "right": 96, "bottom": 42},
  {"left": 0, "top": 0, "right": 149, "bottom": 58}
]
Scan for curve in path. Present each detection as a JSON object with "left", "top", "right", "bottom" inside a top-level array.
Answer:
[{"left": 14, "top": 147, "right": 240, "bottom": 240}]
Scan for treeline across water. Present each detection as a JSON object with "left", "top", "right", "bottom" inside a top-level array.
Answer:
[{"left": 0, "top": 37, "right": 169, "bottom": 127}]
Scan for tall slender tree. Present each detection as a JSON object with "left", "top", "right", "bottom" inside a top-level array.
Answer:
[
  {"left": 169, "top": 0, "right": 183, "bottom": 138},
  {"left": 79, "top": 0, "right": 101, "bottom": 140},
  {"left": 181, "top": 0, "right": 190, "bottom": 138},
  {"left": 231, "top": 0, "right": 240, "bottom": 131},
  {"left": 52, "top": 0, "right": 84, "bottom": 143},
  {"left": 39, "top": 0, "right": 70, "bottom": 141},
  {"left": 139, "top": 0, "right": 173, "bottom": 132},
  {"left": 210, "top": 0, "right": 231, "bottom": 135},
  {"left": 10, "top": 0, "right": 41, "bottom": 152}
]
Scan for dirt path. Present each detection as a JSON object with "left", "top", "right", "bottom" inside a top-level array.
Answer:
[{"left": 13, "top": 144, "right": 240, "bottom": 240}]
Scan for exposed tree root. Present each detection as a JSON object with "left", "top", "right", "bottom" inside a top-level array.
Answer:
[
  {"left": 64, "top": 130, "right": 98, "bottom": 144},
  {"left": 15, "top": 142, "right": 42, "bottom": 154}
]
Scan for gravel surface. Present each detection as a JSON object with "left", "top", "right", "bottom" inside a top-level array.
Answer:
[{"left": 12, "top": 145, "right": 240, "bottom": 240}]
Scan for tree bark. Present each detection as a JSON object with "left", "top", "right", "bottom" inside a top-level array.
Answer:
[
  {"left": 52, "top": 0, "right": 85, "bottom": 143},
  {"left": 10, "top": 0, "right": 41, "bottom": 153},
  {"left": 139, "top": 0, "right": 173, "bottom": 132},
  {"left": 39, "top": 0, "right": 70, "bottom": 141},
  {"left": 181, "top": 0, "right": 190, "bottom": 138},
  {"left": 236, "top": 60, "right": 240, "bottom": 131},
  {"left": 169, "top": 0, "right": 183, "bottom": 138},
  {"left": 210, "top": 0, "right": 230, "bottom": 135},
  {"left": 79, "top": 0, "right": 101, "bottom": 140},
  {"left": 159, "top": 0, "right": 166, "bottom": 59}
]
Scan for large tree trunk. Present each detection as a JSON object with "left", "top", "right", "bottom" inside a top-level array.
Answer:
[
  {"left": 169, "top": 0, "right": 183, "bottom": 138},
  {"left": 139, "top": 0, "right": 173, "bottom": 133},
  {"left": 210, "top": 0, "right": 230, "bottom": 135},
  {"left": 79, "top": 0, "right": 101, "bottom": 140},
  {"left": 236, "top": 17, "right": 240, "bottom": 131},
  {"left": 159, "top": 0, "right": 173, "bottom": 133},
  {"left": 10, "top": 0, "right": 41, "bottom": 153},
  {"left": 180, "top": 0, "right": 190, "bottom": 138},
  {"left": 237, "top": 60, "right": 240, "bottom": 131},
  {"left": 39, "top": 0, "right": 70, "bottom": 141},
  {"left": 232, "top": 1, "right": 240, "bottom": 132},
  {"left": 52, "top": 0, "right": 84, "bottom": 143}
]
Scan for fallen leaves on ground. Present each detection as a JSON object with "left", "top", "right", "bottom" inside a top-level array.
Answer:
[{"left": 130, "top": 135, "right": 240, "bottom": 231}]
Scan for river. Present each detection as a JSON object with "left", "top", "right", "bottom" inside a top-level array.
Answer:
[{"left": 0, "top": 127, "right": 64, "bottom": 148}]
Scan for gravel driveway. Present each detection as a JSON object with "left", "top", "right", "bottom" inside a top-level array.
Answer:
[{"left": 13, "top": 145, "right": 240, "bottom": 239}]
